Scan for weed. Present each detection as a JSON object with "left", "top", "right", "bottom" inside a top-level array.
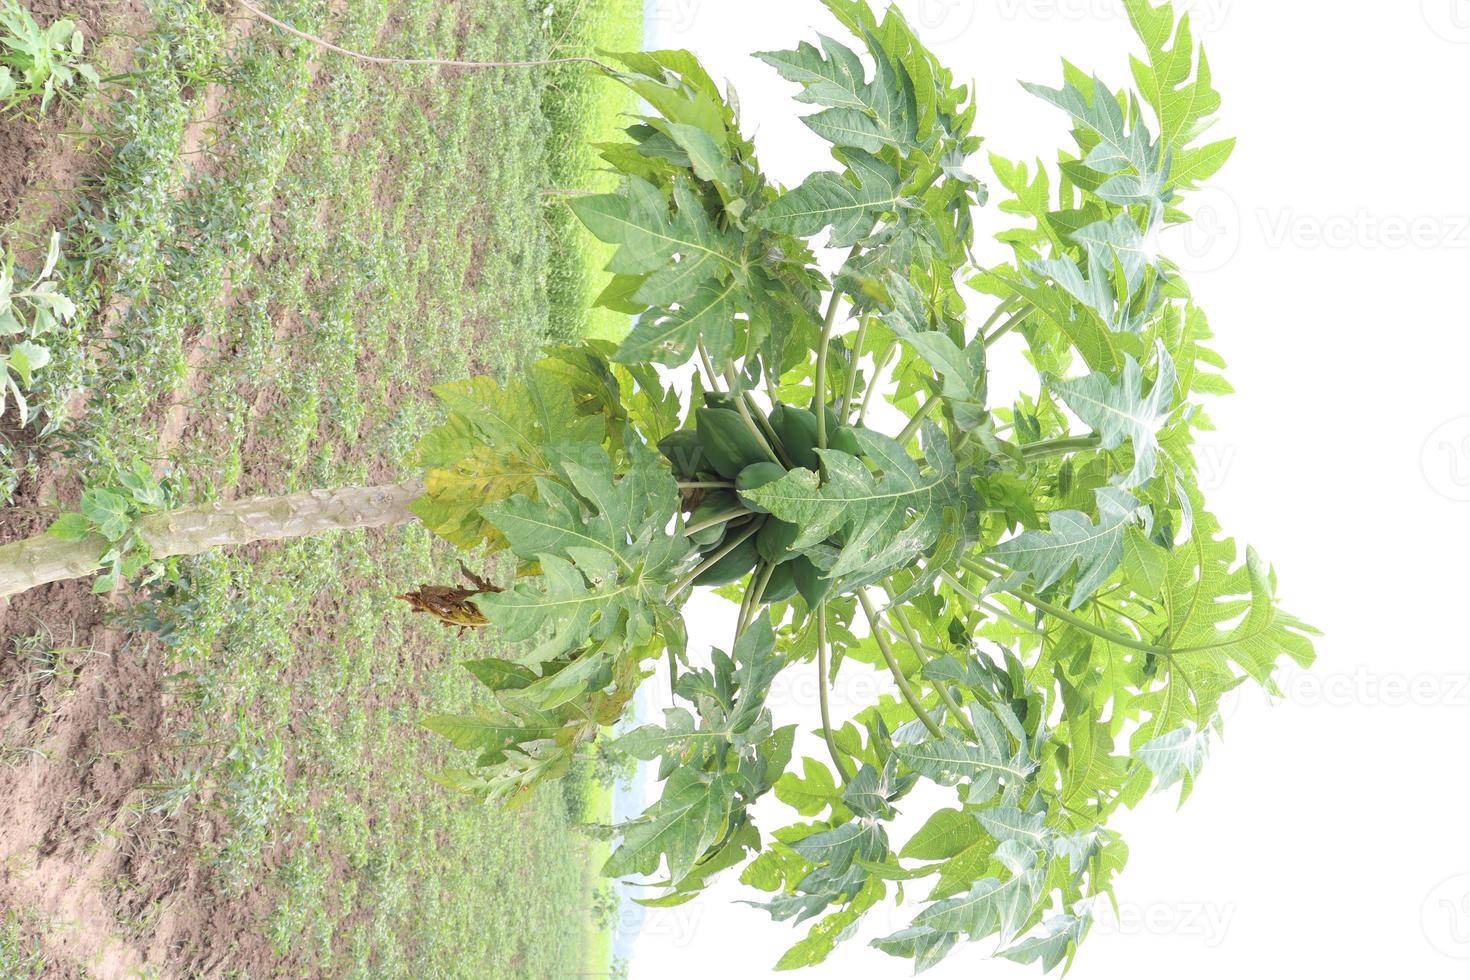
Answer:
[
  {"left": 0, "top": 0, "right": 98, "bottom": 113},
  {"left": 1, "top": 233, "right": 77, "bottom": 428}
]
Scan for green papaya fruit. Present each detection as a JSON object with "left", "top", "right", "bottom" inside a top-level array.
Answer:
[
  {"left": 769, "top": 403, "right": 821, "bottom": 470},
  {"left": 658, "top": 430, "right": 706, "bottom": 478},
  {"left": 793, "top": 556, "right": 834, "bottom": 606},
  {"left": 830, "top": 425, "right": 863, "bottom": 458},
  {"left": 703, "top": 390, "right": 740, "bottom": 411},
  {"left": 769, "top": 403, "right": 862, "bottom": 470},
  {"left": 735, "top": 462, "right": 788, "bottom": 513},
  {"left": 762, "top": 562, "right": 799, "bottom": 603},
  {"left": 756, "top": 518, "right": 802, "bottom": 565},
  {"left": 693, "top": 531, "right": 761, "bottom": 587},
  {"left": 696, "top": 407, "right": 770, "bottom": 479}
]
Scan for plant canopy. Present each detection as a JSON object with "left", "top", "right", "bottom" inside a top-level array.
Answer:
[{"left": 405, "top": 0, "right": 1316, "bottom": 971}]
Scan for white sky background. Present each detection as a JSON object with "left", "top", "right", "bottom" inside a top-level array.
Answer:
[{"left": 625, "top": 2, "right": 1470, "bottom": 977}]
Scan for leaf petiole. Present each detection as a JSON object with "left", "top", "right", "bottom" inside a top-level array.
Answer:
[
  {"left": 983, "top": 306, "right": 1033, "bottom": 347},
  {"left": 816, "top": 605, "right": 853, "bottom": 783},
  {"left": 669, "top": 520, "right": 763, "bottom": 599},
  {"left": 896, "top": 392, "right": 941, "bottom": 447},
  {"left": 724, "top": 364, "right": 784, "bottom": 467},
  {"left": 858, "top": 592, "right": 944, "bottom": 739},
  {"left": 814, "top": 246, "right": 863, "bottom": 451},
  {"left": 683, "top": 507, "right": 755, "bottom": 538},
  {"left": 883, "top": 587, "right": 978, "bottom": 740},
  {"left": 1019, "top": 433, "right": 1103, "bottom": 460},
  {"left": 939, "top": 570, "right": 1045, "bottom": 636},
  {"left": 957, "top": 556, "right": 1169, "bottom": 655},
  {"left": 738, "top": 562, "right": 776, "bottom": 638},
  {"left": 838, "top": 314, "right": 871, "bottom": 421},
  {"left": 859, "top": 341, "right": 899, "bottom": 426}
]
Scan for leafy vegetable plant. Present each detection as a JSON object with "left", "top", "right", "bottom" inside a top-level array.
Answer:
[
  {"left": 0, "top": 0, "right": 98, "bottom": 113},
  {"left": 2, "top": 232, "right": 75, "bottom": 426},
  {"left": 407, "top": 0, "right": 1317, "bottom": 970}
]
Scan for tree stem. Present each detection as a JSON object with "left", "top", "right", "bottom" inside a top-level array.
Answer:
[{"left": 0, "top": 482, "right": 423, "bottom": 600}]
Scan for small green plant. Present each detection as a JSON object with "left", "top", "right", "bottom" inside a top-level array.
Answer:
[
  {"left": 1, "top": 233, "right": 74, "bottom": 427},
  {"left": 46, "top": 460, "right": 189, "bottom": 593},
  {"left": 0, "top": 0, "right": 98, "bottom": 112}
]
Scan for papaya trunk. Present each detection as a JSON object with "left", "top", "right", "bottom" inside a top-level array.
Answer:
[{"left": 0, "top": 480, "right": 423, "bottom": 600}]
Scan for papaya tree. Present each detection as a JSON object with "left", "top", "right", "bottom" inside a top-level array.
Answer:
[{"left": 0, "top": 0, "right": 1316, "bottom": 971}]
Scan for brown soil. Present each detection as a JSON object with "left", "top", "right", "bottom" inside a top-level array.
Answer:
[
  {"left": 0, "top": 572, "right": 290, "bottom": 977},
  {"left": 0, "top": 5, "right": 287, "bottom": 977}
]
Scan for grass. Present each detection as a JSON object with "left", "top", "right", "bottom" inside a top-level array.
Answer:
[
  {"left": 0, "top": 908, "right": 48, "bottom": 979},
  {"left": 1, "top": 0, "right": 640, "bottom": 974},
  {"left": 543, "top": 1, "right": 644, "bottom": 342}
]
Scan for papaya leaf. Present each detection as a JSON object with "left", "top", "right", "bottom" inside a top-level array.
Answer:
[
  {"left": 474, "top": 444, "right": 689, "bottom": 664},
  {"left": 757, "top": 32, "right": 918, "bottom": 156},
  {"left": 604, "top": 767, "right": 733, "bottom": 883},
  {"left": 1022, "top": 74, "right": 1170, "bottom": 210},
  {"left": 740, "top": 427, "right": 955, "bottom": 582},
  {"left": 880, "top": 275, "right": 987, "bottom": 431},
  {"left": 1124, "top": 0, "right": 1235, "bottom": 191},
  {"left": 755, "top": 149, "right": 906, "bottom": 248},
  {"left": 988, "top": 487, "right": 1148, "bottom": 608},
  {"left": 997, "top": 913, "right": 1090, "bottom": 971},
  {"left": 1049, "top": 345, "right": 1178, "bottom": 489}
]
